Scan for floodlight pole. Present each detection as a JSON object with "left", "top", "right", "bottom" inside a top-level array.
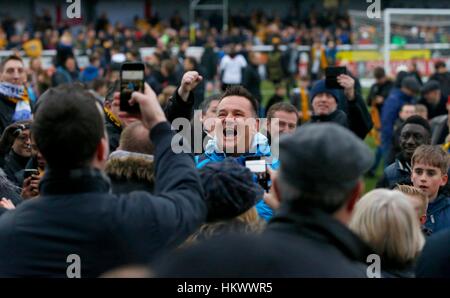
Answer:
[{"left": 383, "top": 9, "right": 391, "bottom": 76}]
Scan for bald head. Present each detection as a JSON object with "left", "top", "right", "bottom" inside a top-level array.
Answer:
[{"left": 118, "top": 121, "right": 154, "bottom": 155}]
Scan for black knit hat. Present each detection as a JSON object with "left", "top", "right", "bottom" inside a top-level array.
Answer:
[{"left": 199, "top": 158, "right": 264, "bottom": 222}]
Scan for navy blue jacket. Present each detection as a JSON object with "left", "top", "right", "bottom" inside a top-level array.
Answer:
[
  {"left": 0, "top": 122, "right": 206, "bottom": 277},
  {"left": 416, "top": 229, "right": 450, "bottom": 277},
  {"left": 376, "top": 158, "right": 412, "bottom": 189},
  {"left": 425, "top": 193, "right": 450, "bottom": 234},
  {"left": 381, "top": 88, "right": 415, "bottom": 153}
]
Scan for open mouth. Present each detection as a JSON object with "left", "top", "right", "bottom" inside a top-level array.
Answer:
[
  {"left": 418, "top": 185, "right": 429, "bottom": 191},
  {"left": 223, "top": 127, "right": 238, "bottom": 138}
]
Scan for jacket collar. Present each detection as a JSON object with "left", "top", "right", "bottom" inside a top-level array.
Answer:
[
  {"left": 395, "top": 156, "right": 412, "bottom": 173},
  {"left": 267, "top": 205, "right": 373, "bottom": 263},
  {"left": 311, "top": 109, "right": 348, "bottom": 127},
  {"left": 428, "top": 193, "right": 450, "bottom": 214},
  {"left": 40, "top": 167, "right": 111, "bottom": 195}
]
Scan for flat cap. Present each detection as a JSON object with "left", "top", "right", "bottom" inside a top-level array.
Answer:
[
  {"left": 401, "top": 76, "right": 421, "bottom": 94},
  {"left": 421, "top": 80, "right": 440, "bottom": 95},
  {"left": 279, "top": 123, "right": 373, "bottom": 191}
]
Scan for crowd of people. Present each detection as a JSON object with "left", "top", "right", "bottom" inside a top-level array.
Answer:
[{"left": 0, "top": 9, "right": 450, "bottom": 278}]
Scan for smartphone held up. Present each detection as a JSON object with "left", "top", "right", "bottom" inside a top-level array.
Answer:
[
  {"left": 120, "top": 62, "right": 145, "bottom": 114},
  {"left": 325, "top": 66, "right": 347, "bottom": 89}
]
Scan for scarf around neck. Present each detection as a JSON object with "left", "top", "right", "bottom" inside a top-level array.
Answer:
[{"left": 0, "top": 82, "right": 32, "bottom": 122}]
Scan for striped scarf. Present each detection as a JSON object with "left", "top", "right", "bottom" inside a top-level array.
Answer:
[
  {"left": 0, "top": 82, "right": 32, "bottom": 122},
  {"left": 104, "top": 106, "right": 122, "bottom": 129}
]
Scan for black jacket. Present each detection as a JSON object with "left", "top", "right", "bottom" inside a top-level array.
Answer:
[
  {"left": 164, "top": 87, "right": 195, "bottom": 124},
  {"left": 3, "top": 150, "right": 29, "bottom": 186},
  {"left": 416, "top": 229, "right": 450, "bottom": 277},
  {"left": 366, "top": 79, "right": 394, "bottom": 112},
  {"left": 263, "top": 206, "right": 374, "bottom": 277},
  {"left": 310, "top": 93, "right": 372, "bottom": 139},
  {"left": 0, "top": 122, "right": 207, "bottom": 277},
  {"left": 429, "top": 72, "right": 450, "bottom": 98},
  {"left": 156, "top": 207, "right": 374, "bottom": 277},
  {"left": 0, "top": 99, "right": 15, "bottom": 136},
  {"left": 418, "top": 95, "right": 448, "bottom": 120},
  {"left": 242, "top": 63, "right": 262, "bottom": 103}
]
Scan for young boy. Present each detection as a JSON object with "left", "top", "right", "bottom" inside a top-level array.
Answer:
[
  {"left": 411, "top": 145, "right": 450, "bottom": 234},
  {"left": 395, "top": 184, "right": 431, "bottom": 236}
]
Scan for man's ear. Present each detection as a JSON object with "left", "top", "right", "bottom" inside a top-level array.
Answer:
[
  {"left": 346, "top": 180, "right": 364, "bottom": 213},
  {"left": 96, "top": 137, "right": 109, "bottom": 164},
  {"left": 441, "top": 174, "right": 448, "bottom": 187}
]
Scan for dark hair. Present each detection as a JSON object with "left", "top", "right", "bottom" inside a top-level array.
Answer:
[
  {"left": 89, "top": 54, "right": 100, "bottom": 64},
  {"left": 401, "top": 115, "right": 431, "bottom": 134},
  {"left": 267, "top": 102, "right": 298, "bottom": 121},
  {"left": 119, "top": 121, "right": 154, "bottom": 155},
  {"left": 90, "top": 78, "right": 107, "bottom": 93},
  {"left": 220, "top": 86, "right": 259, "bottom": 117},
  {"left": 161, "top": 59, "right": 175, "bottom": 74},
  {"left": 373, "top": 67, "right": 386, "bottom": 79},
  {"left": 199, "top": 94, "right": 221, "bottom": 114},
  {"left": 0, "top": 55, "right": 24, "bottom": 73},
  {"left": 435, "top": 61, "right": 446, "bottom": 70},
  {"left": 32, "top": 84, "right": 105, "bottom": 170},
  {"left": 395, "top": 71, "right": 408, "bottom": 88},
  {"left": 184, "top": 56, "right": 198, "bottom": 70}
]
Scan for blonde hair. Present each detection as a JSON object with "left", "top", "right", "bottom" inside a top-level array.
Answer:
[
  {"left": 183, "top": 207, "right": 265, "bottom": 246},
  {"left": 349, "top": 189, "right": 425, "bottom": 268},
  {"left": 395, "top": 184, "right": 428, "bottom": 216}
]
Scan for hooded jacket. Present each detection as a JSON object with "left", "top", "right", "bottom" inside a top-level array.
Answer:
[{"left": 105, "top": 150, "right": 155, "bottom": 194}]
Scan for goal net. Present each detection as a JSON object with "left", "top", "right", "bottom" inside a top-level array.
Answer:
[{"left": 347, "top": 9, "right": 450, "bottom": 79}]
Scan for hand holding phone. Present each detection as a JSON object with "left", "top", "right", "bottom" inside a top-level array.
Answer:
[
  {"left": 120, "top": 62, "right": 145, "bottom": 114},
  {"left": 117, "top": 83, "right": 167, "bottom": 131},
  {"left": 245, "top": 158, "right": 270, "bottom": 193},
  {"left": 325, "top": 66, "right": 347, "bottom": 89},
  {"left": 23, "top": 169, "right": 39, "bottom": 180}
]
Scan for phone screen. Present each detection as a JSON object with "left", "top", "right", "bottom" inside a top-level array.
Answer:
[
  {"left": 245, "top": 159, "right": 269, "bottom": 192},
  {"left": 325, "top": 66, "right": 347, "bottom": 89},
  {"left": 24, "top": 169, "right": 39, "bottom": 180},
  {"left": 120, "top": 66, "right": 144, "bottom": 113}
]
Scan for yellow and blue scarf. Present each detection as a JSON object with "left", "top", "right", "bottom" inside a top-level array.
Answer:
[{"left": 0, "top": 82, "right": 32, "bottom": 122}]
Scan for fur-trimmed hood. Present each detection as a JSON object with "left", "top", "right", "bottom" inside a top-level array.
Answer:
[{"left": 105, "top": 150, "right": 155, "bottom": 194}]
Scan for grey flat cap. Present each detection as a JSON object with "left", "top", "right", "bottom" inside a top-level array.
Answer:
[
  {"left": 401, "top": 76, "right": 421, "bottom": 94},
  {"left": 279, "top": 123, "right": 374, "bottom": 191}
]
